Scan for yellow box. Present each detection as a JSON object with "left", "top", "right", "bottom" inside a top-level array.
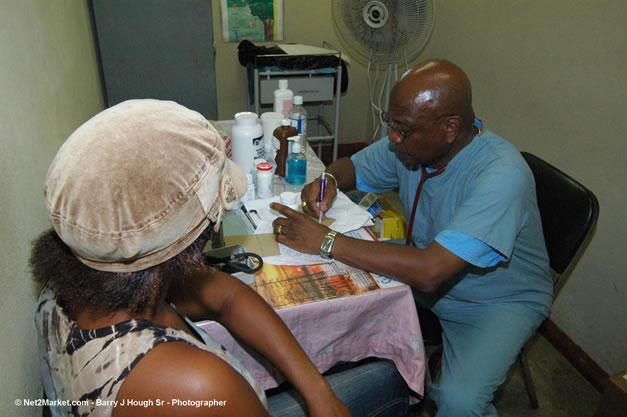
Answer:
[
  {"left": 595, "top": 370, "right": 627, "bottom": 417},
  {"left": 374, "top": 209, "right": 406, "bottom": 240}
]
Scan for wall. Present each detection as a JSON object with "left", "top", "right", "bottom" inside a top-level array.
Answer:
[
  {"left": 212, "top": 1, "right": 625, "bottom": 374},
  {"left": 419, "top": 0, "right": 625, "bottom": 376},
  {"left": 0, "top": 1, "right": 103, "bottom": 415},
  {"left": 211, "top": 0, "right": 378, "bottom": 142}
]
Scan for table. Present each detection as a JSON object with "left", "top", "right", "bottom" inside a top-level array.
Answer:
[
  {"left": 196, "top": 282, "right": 425, "bottom": 398},
  {"left": 198, "top": 135, "right": 426, "bottom": 399}
]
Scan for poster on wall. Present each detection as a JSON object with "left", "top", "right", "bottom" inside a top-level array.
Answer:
[{"left": 221, "top": 0, "right": 283, "bottom": 42}]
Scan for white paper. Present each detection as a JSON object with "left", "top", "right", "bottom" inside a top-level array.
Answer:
[
  {"left": 245, "top": 191, "right": 373, "bottom": 265},
  {"left": 245, "top": 191, "right": 372, "bottom": 235},
  {"left": 277, "top": 43, "right": 351, "bottom": 65}
]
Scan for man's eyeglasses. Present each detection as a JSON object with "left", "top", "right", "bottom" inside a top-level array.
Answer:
[{"left": 380, "top": 112, "right": 448, "bottom": 141}]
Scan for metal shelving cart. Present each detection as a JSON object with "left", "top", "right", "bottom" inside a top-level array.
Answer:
[{"left": 250, "top": 50, "right": 343, "bottom": 162}]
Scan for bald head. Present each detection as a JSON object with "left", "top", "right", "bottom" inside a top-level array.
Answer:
[
  {"left": 386, "top": 59, "right": 478, "bottom": 169},
  {"left": 392, "top": 59, "right": 474, "bottom": 122}
]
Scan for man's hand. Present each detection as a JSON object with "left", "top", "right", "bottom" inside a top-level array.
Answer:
[
  {"left": 300, "top": 175, "right": 338, "bottom": 219},
  {"left": 271, "top": 202, "right": 331, "bottom": 254}
]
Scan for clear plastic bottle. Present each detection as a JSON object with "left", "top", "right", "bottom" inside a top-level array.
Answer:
[
  {"left": 243, "top": 173, "right": 255, "bottom": 202},
  {"left": 288, "top": 95, "right": 307, "bottom": 144},
  {"left": 286, "top": 136, "right": 307, "bottom": 185},
  {"left": 273, "top": 79, "right": 293, "bottom": 118}
]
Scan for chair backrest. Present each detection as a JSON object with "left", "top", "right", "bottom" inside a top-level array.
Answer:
[{"left": 521, "top": 152, "right": 599, "bottom": 284}]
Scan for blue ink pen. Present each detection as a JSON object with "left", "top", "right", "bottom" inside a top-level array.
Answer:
[{"left": 318, "top": 172, "right": 326, "bottom": 224}]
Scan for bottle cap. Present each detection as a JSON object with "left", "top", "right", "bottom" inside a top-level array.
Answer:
[
  {"left": 280, "top": 191, "right": 297, "bottom": 206},
  {"left": 234, "top": 112, "right": 259, "bottom": 125},
  {"left": 293, "top": 96, "right": 303, "bottom": 105},
  {"left": 278, "top": 79, "right": 288, "bottom": 89},
  {"left": 292, "top": 141, "right": 301, "bottom": 153},
  {"left": 281, "top": 119, "right": 291, "bottom": 126},
  {"left": 256, "top": 162, "right": 273, "bottom": 171},
  {"left": 261, "top": 111, "right": 283, "bottom": 121}
]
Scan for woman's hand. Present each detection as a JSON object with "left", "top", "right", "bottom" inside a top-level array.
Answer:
[
  {"left": 310, "top": 401, "right": 352, "bottom": 417},
  {"left": 304, "top": 379, "right": 352, "bottom": 417},
  {"left": 271, "top": 202, "right": 331, "bottom": 254}
]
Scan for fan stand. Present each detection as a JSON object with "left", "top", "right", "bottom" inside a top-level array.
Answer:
[
  {"left": 380, "top": 63, "right": 394, "bottom": 138},
  {"left": 331, "top": 0, "right": 436, "bottom": 140}
]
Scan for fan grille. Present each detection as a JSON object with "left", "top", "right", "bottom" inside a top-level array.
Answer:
[{"left": 332, "top": 0, "right": 435, "bottom": 64}]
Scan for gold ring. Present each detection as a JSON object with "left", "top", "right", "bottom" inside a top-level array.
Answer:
[{"left": 277, "top": 225, "right": 283, "bottom": 235}]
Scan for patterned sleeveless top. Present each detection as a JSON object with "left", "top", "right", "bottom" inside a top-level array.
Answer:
[{"left": 35, "top": 283, "right": 268, "bottom": 417}]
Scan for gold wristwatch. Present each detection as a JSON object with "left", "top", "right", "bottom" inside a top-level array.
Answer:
[{"left": 319, "top": 230, "right": 338, "bottom": 259}]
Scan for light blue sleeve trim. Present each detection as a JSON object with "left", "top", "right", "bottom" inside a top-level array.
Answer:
[
  {"left": 435, "top": 229, "right": 507, "bottom": 268},
  {"left": 351, "top": 154, "right": 387, "bottom": 193}
]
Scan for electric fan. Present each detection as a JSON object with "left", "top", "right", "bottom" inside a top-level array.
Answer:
[{"left": 331, "top": 0, "right": 435, "bottom": 138}]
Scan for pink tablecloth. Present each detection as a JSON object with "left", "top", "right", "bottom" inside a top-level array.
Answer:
[{"left": 196, "top": 284, "right": 425, "bottom": 398}]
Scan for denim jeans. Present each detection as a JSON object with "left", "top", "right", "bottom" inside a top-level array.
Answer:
[{"left": 267, "top": 359, "right": 409, "bottom": 417}]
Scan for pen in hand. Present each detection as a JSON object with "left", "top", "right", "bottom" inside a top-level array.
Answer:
[{"left": 318, "top": 172, "right": 326, "bottom": 224}]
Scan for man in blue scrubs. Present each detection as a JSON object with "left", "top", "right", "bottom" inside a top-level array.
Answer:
[{"left": 271, "top": 59, "right": 554, "bottom": 416}]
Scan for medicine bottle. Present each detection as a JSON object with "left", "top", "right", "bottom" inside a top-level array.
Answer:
[
  {"left": 260, "top": 111, "right": 283, "bottom": 159},
  {"left": 256, "top": 161, "right": 274, "bottom": 199},
  {"left": 273, "top": 79, "right": 293, "bottom": 118},
  {"left": 273, "top": 119, "right": 298, "bottom": 178},
  {"left": 288, "top": 95, "right": 307, "bottom": 144},
  {"left": 280, "top": 191, "right": 298, "bottom": 210},
  {"left": 286, "top": 136, "right": 307, "bottom": 185},
  {"left": 232, "top": 112, "right": 263, "bottom": 175},
  {"left": 243, "top": 173, "right": 255, "bottom": 202}
]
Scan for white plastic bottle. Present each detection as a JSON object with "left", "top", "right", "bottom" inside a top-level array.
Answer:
[
  {"left": 288, "top": 95, "right": 307, "bottom": 144},
  {"left": 273, "top": 79, "right": 294, "bottom": 118},
  {"left": 231, "top": 112, "right": 264, "bottom": 175},
  {"left": 279, "top": 191, "right": 298, "bottom": 210},
  {"left": 260, "top": 111, "right": 283, "bottom": 159},
  {"left": 256, "top": 161, "right": 274, "bottom": 198}
]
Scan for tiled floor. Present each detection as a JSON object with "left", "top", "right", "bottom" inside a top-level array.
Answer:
[{"left": 409, "top": 332, "right": 601, "bottom": 417}]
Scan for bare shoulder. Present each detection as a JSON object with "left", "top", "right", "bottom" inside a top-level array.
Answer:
[{"left": 113, "top": 341, "right": 269, "bottom": 417}]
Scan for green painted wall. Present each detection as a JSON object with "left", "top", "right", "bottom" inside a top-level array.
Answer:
[{"left": 0, "top": 1, "right": 103, "bottom": 415}]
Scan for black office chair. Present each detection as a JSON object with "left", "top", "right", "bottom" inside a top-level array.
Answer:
[
  {"left": 421, "top": 152, "right": 599, "bottom": 409},
  {"left": 517, "top": 151, "right": 599, "bottom": 408}
]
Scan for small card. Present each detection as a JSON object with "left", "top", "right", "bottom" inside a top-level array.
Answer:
[
  {"left": 224, "top": 234, "right": 281, "bottom": 257},
  {"left": 298, "top": 205, "right": 335, "bottom": 227}
]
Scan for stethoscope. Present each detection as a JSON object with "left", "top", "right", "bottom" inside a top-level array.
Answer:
[{"left": 404, "top": 119, "right": 485, "bottom": 246}]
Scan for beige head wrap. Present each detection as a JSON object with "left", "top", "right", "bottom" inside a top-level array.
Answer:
[{"left": 45, "top": 99, "right": 246, "bottom": 272}]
